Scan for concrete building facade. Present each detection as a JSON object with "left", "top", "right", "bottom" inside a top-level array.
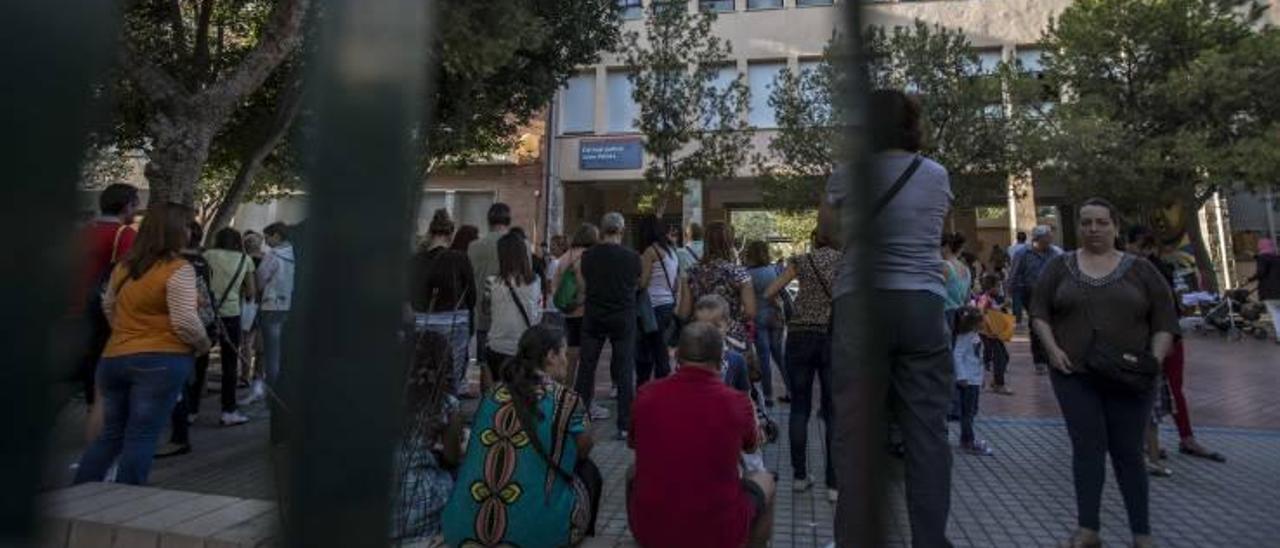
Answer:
[{"left": 548, "top": 0, "right": 1075, "bottom": 242}]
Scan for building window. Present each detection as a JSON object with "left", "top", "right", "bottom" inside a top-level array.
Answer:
[
  {"left": 560, "top": 73, "right": 595, "bottom": 134},
  {"left": 653, "top": 0, "right": 686, "bottom": 16},
  {"left": 748, "top": 61, "right": 786, "bottom": 128},
  {"left": 455, "top": 192, "right": 497, "bottom": 230},
  {"left": 748, "top": 0, "right": 782, "bottom": 9},
  {"left": 1016, "top": 48, "right": 1045, "bottom": 74},
  {"left": 973, "top": 49, "right": 1003, "bottom": 75},
  {"left": 702, "top": 65, "right": 740, "bottom": 128},
  {"left": 606, "top": 71, "right": 638, "bottom": 133},
  {"left": 618, "top": 0, "right": 643, "bottom": 20},
  {"left": 700, "top": 0, "right": 735, "bottom": 13},
  {"left": 417, "top": 191, "right": 448, "bottom": 235},
  {"left": 796, "top": 0, "right": 834, "bottom": 7}
]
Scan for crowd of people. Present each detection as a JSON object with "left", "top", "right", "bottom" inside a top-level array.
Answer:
[
  {"left": 67, "top": 184, "right": 295, "bottom": 481},
  {"left": 61, "top": 88, "right": 1261, "bottom": 548}
]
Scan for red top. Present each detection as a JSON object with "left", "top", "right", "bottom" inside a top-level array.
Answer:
[
  {"left": 69, "top": 220, "right": 136, "bottom": 317},
  {"left": 628, "top": 366, "right": 760, "bottom": 548}
]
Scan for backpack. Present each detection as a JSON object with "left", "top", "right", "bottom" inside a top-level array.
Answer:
[{"left": 553, "top": 268, "right": 579, "bottom": 313}]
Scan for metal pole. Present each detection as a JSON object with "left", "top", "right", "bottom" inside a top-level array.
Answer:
[
  {"left": 832, "top": 0, "right": 889, "bottom": 546},
  {"left": 0, "top": 0, "right": 117, "bottom": 542},
  {"left": 285, "top": 0, "right": 429, "bottom": 546},
  {"left": 1266, "top": 186, "right": 1278, "bottom": 247}
]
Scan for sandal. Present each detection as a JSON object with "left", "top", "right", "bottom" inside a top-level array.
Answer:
[{"left": 1179, "top": 445, "right": 1226, "bottom": 463}]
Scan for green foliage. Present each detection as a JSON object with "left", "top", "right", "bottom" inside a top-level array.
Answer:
[
  {"left": 753, "top": 55, "right": 836, "bottom": 211},
  {"left": 97, "top": 0, "right": 621, "bottom": 218},
  {"left": 428, "top": 0, "right": 622, "bottom": 168},
  {"left": 730, "top": 209, "right": 817, "bottom": 258},
  {"left": 758, "top": 21, "right": 1018, "bottom": 210},
  {"left": 622, "top": 5, "right": 753, "bottom": 214},
  {"left": 1018, "top": 0, "right": 1278, "bottom": 212}
]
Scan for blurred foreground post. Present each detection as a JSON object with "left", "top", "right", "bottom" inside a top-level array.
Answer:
[
  {"left": 0, "top": 0, "right": 117, "bottom": 543},
  {"left": 832, "top": 0, "right": 890, "bottom": 545},
  {"left": 284, "top": 0, "right": 428, "bottom": 546}
]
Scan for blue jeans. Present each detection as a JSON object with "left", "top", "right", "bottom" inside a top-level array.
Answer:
[
  {"left": 416, "top": 311, "right": 471, "bottom": 392},
  {"left": 260, "top": 310, "right": 289, "bottom": 386},
  {"left": 75, "top": 353, "right": 193, "bottom": 485},
  {"left": 754, "top": 323, "right": 786, "bottom": 399},
  {"left": 786, "top": 330, "right": 833, "bottom": 486}
]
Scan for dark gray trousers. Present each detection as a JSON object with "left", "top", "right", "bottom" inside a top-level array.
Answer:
[{"left": 832, "top": 290, "right": 954, "bottom": 548}]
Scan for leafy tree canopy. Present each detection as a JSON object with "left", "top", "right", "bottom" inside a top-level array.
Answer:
[{"left": 622, "top": 4, "right": 753, "bottom": 214}]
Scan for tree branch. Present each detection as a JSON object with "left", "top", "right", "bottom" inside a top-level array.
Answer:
[
  {"left": 206, "top": 67, "right": 304, "bottom": 235},
  {"left": 120, "top": 45, "right": 186, "bottom": 104},
  {"left": 192, "top": 0, "right": 216, "bottom": 85},
  {"left": 168, "top": 0, "right": 187, "bottom": 62},
  {"left": 201, "top": 0, "right": 310, "bottom": 112}
]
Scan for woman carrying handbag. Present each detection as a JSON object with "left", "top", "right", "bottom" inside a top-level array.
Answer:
[{"left": 1029, "top": 198, "right": 1179, "bottom": 548}]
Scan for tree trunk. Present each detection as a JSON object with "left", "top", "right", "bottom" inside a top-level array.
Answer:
[
  {"left": 205, "top": 72, "right": 304, "bottom": 237},
  {"left": 1182, "top": 198, "right": 1219, "bottom": 293},
  {"left": 143, "top": 105, "right": 220, "bottom": 207}
]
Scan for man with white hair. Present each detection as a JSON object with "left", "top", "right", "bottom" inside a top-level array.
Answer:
[
  {"left": 1009, "top": 224, "right": 1062, "bottom": 374},
  {"left": 576, "top": 212, "right": 642, "bottom": 440}
]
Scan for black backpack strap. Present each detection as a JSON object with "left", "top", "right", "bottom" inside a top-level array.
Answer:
[
  {"left": 507, "top": 281, "right": 532, "bottom": 328},
  {"left": 214, "top": 253, "right": 247, "bottom": 313},
  {"left": 871, "top": 155, "right": 924, "bottom": 219}
]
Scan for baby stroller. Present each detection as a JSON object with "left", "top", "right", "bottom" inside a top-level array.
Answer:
[{"left": 1203, "top": 288, "right": 1270, "bottom": 340}]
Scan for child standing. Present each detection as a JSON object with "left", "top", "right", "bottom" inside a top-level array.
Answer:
[
  {"left": 954, "top": 307, "right": 993, "bottom": 456},
  {"left": 975, "top": 273, "right": 1013, "bottom": 395}
]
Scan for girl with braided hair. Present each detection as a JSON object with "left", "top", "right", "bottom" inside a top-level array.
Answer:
[{"left": 443, "top": 325, "right": 602, "bottom": 547}]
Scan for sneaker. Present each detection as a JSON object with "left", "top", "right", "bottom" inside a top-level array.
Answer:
[
  {"left": 961, "top": 440, "right": 995, "bottom": 456},
  {"left": 220, "top": 411, "right": 250, "bottom": 426},
  {"left": 589, "top": 403, "right": 611, "bottom": 421},
  {"left": 239, "top": 381, "right": 265, "bottom": 406},
  {"left": 827, "top": 489, "right": 839, "bottom": 504},
  {"left": 792, "top": 477, "right": 814, "bottom": 492}
]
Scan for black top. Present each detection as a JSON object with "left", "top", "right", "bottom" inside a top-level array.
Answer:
[
  {"left": 1254, "top": 253, "right": 1280, "bottom": 300},
  {"left": 581, "top": 243, "right": 641, "bottom": 318},
  {"left": 1030, "top": 252, "right": 1180, "bottom": 373},
  {"left": 410, "top": 246, "right": 476, "bottom": 313}
]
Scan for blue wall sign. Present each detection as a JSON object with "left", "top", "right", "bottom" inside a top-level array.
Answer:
[{"left": 579, "top": 138, "right": 643, "bottom": 170}]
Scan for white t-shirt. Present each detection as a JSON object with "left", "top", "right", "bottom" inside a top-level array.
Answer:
[{"left": 485, "top": 275, "right": 543, "bottom": 356}]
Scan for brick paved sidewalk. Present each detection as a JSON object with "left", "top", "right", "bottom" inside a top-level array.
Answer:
[{"left": 43, "top": 334, "right": 1280, "bottom": 546}]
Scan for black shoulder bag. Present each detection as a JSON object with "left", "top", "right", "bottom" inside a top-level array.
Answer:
[{"left": 1074, "top": 254, "right": 1160, "bottom": 394}]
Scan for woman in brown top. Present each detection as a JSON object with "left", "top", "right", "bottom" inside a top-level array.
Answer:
[{"left": 1030, "top": 198, "right": 1178, "bottom": 548}]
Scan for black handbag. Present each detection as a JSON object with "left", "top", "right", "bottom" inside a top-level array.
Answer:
[{"left": 1075, "top": 257, "right": 1160, "bottom": 393}]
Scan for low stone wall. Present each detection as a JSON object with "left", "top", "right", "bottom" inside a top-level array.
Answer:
[{"left": 41, "top": 483, "right": 276, "bottom": 548}]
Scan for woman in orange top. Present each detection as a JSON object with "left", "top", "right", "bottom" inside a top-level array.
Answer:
[{"left": 74, "top": 203, "right": 212, "bottom": 486}]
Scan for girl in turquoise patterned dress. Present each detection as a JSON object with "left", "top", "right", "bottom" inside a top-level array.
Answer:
[{"left": 443, "top": 325, "right": 602, "bottom": 547}]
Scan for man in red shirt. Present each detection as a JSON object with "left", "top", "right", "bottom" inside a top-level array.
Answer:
[
  {"left": 70, "top": 183, "right": 140, "bottom": 404},
  {"left": 627, "top": 321, "right": 775, "bottom": 548}
]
